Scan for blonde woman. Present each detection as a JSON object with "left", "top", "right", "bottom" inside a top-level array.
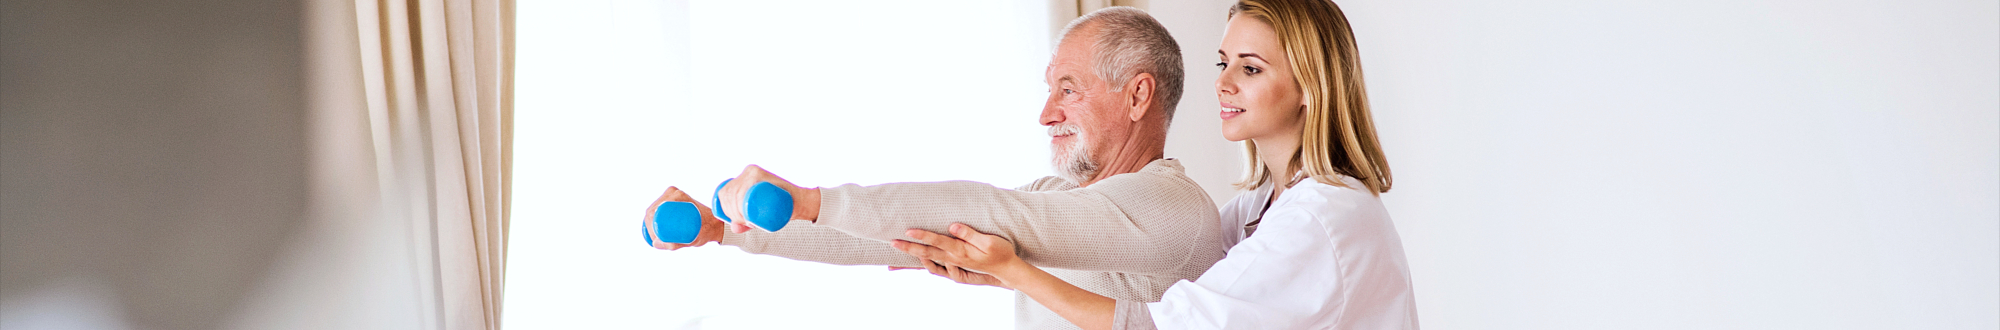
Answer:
[{"left": 890, "top": 0, "right": 1418, "bottom": 328}]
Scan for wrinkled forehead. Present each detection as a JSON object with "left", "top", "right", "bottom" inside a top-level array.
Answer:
[{"left": 1044, "top": 35, "right": 1098, "bottom": 86}]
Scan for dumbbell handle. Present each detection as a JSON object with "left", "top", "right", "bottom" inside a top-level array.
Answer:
[{"left": 644, "top": 179, "right": 796, "bottom": 245}]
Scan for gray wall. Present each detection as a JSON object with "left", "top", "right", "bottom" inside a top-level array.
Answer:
[{"left": 1, "top": 0, "right": 309, "bottom": 329}]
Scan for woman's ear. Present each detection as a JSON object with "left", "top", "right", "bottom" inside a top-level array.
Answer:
[{"left": 1126, "top": 73, "right": 1156, "bottom": 122}]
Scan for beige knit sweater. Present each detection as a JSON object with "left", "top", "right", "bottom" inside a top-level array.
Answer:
[{"left": 719, "top": 159, "right": 1226, "bottom": 329}]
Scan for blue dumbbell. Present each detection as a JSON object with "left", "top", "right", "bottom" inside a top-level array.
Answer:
[
  {"left": 740, "top": 181, "right": 796, "bottom": 232},
  {"left": 645, "top": 179, "right": 796, "bottom": 245},
  {"left": 649, "top": 201, "right": 702, "bottom": 244},
  {"left": 712, "top": 179, "right": 733, "bottom": 223}
]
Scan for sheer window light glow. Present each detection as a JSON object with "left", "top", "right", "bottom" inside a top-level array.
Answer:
[{"left": 506, "top": 0, "right": 1052, "bottom": 329}]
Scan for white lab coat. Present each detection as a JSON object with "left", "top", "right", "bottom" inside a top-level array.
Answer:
[{"left": 1134, "top": 175, "right": 1420, "bottom": 329}]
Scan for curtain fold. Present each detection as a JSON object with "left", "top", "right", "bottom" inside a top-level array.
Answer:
[
  {"left": 353, "top": 0, "right": 514, "bottom": 329},
  {"left": 1049, "top": 0, "right": 1147, "bottom": 42}
]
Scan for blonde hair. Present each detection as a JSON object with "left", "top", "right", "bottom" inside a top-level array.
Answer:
[{"left": 1229, "top": 0, "right": 1392, "bottom": 194}]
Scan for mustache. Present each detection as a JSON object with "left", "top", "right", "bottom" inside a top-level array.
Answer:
[{"left": 1047, "top": 123, "right": 1081, "bottom": 137}]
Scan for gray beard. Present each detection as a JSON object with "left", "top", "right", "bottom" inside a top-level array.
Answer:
[{"left": 1053, "top": 143, "right": 1099, "bottom": 185}]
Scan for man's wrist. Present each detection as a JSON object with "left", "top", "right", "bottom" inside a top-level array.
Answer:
[{"left": 797, "top": 187, "right": 822, "bottom": 222}]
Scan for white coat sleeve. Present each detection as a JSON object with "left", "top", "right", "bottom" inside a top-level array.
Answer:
[{"left": 1144, "top": 205, "right": 1342, "bottom": 329}]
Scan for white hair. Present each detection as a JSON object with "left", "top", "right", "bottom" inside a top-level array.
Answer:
[
  {"left": 1049, "top": 121, "right": 1100, "bottom": 183},
  {"left": 1055, "top": 7, "right": 1186, "bottom": 129}
]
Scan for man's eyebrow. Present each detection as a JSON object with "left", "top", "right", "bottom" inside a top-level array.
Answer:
[{"left": 1057, "top": 74, "right": 1077, "bottom": 85}]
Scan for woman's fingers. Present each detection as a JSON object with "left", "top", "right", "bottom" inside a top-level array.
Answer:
[
  {"left": 948, "top": 223, "right": 997, "bottom": 251},
  {"left": 906, "top": 229, "right": 975, "bottom": 259},
  {"left": 922, "top": 260, "right": 949, "bottom": 278},
  {"left": 945, "top": 264, "right": 968, "bottom": 281},
  {"left": 954, "top": 223, "right": 1016, "bottom": 256},
  {"left": 891, "top": 239, "right": 955, "bottom": 265}
]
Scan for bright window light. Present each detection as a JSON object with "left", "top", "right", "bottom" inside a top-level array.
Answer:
[{"left": 506, "top": 0, "right": 1052, "bottom": 328}]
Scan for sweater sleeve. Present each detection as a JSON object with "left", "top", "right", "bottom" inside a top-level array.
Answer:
[
  {"left": 719, "top": 220, "right": 922, "bottom": 267},
  {"left": 1112, "top": 299, "right": 1159, "bottom": 330},
  {"left": 707, "top": 177, "right": 1063, "bottom": 268},
  {"left": 812, "top": 169, "right": 1218, "bottom": 277}
]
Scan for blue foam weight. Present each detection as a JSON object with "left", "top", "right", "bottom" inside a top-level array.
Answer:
[
  {"left": 651, "top": 201, "right": 702, "bottom": 244},
  {"left": 743, "top": 182, "right": 795, "bottom": 232},
  {"left": 712, "top": 179, "right": 733, "bottom": 223},
  {"left": 642, "top": 223, "right": 654, "bottom": 246}
]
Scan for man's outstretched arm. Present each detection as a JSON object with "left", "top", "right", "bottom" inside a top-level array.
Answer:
[
  {"left": 715, "top": 164, "right": 1221, "bottom": 278},
  {"left": 639, "top": 185, "right": 918, "bottom": 268},
  {"left": 719, "top": 221, "right": 922, "bottom": 268}
]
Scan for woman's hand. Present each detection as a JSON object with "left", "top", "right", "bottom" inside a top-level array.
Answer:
[
  {"left": 891, "top": 223, "right": 1027, "bottom": 287},
  {"left": 897, "top": 223, "right": 1116, "bottom": 330},
  {"left": 892, "top": 261, "right": 1011, "bottom": 289}
]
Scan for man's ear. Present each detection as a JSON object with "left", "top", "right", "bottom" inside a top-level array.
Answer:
[{"left": 1125, "top": 72, "right": 1155, "bottom": 122}]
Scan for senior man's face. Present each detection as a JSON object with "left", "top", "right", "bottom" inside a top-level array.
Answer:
[{"left": 1040, "top": 32, "right": 1128, "bottom": 184}]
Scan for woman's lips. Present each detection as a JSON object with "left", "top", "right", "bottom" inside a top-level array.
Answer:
[{"left": 1220, "top": 102, "right": 1245, "bottom": 120}]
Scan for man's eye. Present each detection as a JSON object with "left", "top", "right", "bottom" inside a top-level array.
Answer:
[{"left": 1063, "top": 89, "right": 1075, "bottom": 95}]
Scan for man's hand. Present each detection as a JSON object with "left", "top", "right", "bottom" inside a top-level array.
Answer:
[
  {"left": 643, "top": 186, "right": 725, "bottom": 250},
  {"left": 715, "top": 164, "right": 820, "bottom": 233},
  {"left": 891, "top": 223, "right": 1027, "bottom": 287}
]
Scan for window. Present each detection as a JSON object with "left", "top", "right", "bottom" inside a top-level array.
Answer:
[{"left": 507, "top": 0, "right": 1052, "bottom": 328}]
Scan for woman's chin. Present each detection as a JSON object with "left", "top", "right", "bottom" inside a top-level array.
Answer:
[{"left": 1220, "top": 128, "right": 1249, "bottom": 142}]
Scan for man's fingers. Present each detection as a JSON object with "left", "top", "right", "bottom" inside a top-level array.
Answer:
[{"left": 654, "top": 186, "right": 687, "bottom": 204}]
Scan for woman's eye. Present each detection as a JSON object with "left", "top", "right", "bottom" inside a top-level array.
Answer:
[
  {"left": 1243, "top": 65, "right": 1262, "bottom": 75},
  {"left": 1215, "top": 62, "right": 1228, "bottom": 70}
]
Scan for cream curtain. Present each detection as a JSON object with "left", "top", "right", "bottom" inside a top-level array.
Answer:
[
  {"left": 351, "top": 0, "right": 514, "bottom": 329},
  {"left": 1050, "top": 0, "right": 1148, "bottom": 41}
]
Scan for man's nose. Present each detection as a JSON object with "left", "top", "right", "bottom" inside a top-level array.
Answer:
[{"left": 1040, "top": 94, "right": 1064, "bottom": 126}]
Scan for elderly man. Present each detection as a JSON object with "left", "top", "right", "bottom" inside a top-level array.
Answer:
[{"left": 644, "top": 8, "right": 1218, "bottom": 329}]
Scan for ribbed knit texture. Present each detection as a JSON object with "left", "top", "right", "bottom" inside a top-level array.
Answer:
[{"left": 721, "top": 159, "right": 1225, "bottom": 329}]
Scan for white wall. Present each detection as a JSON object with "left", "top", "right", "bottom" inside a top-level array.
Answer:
[
  {"left": 1153, "top": 0, "right": 1247, "bottom": 205},
  {"left": 1359, "top": 1, "right": 1997, "bottom": 327},
  {"left": 1147, "top": 0, "right": 1999, "bottom": 329}
]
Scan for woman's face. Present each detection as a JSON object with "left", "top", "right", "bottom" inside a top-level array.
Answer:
[{"left": 1216, "top": 16, "right": 1305, "bottom": 143}]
